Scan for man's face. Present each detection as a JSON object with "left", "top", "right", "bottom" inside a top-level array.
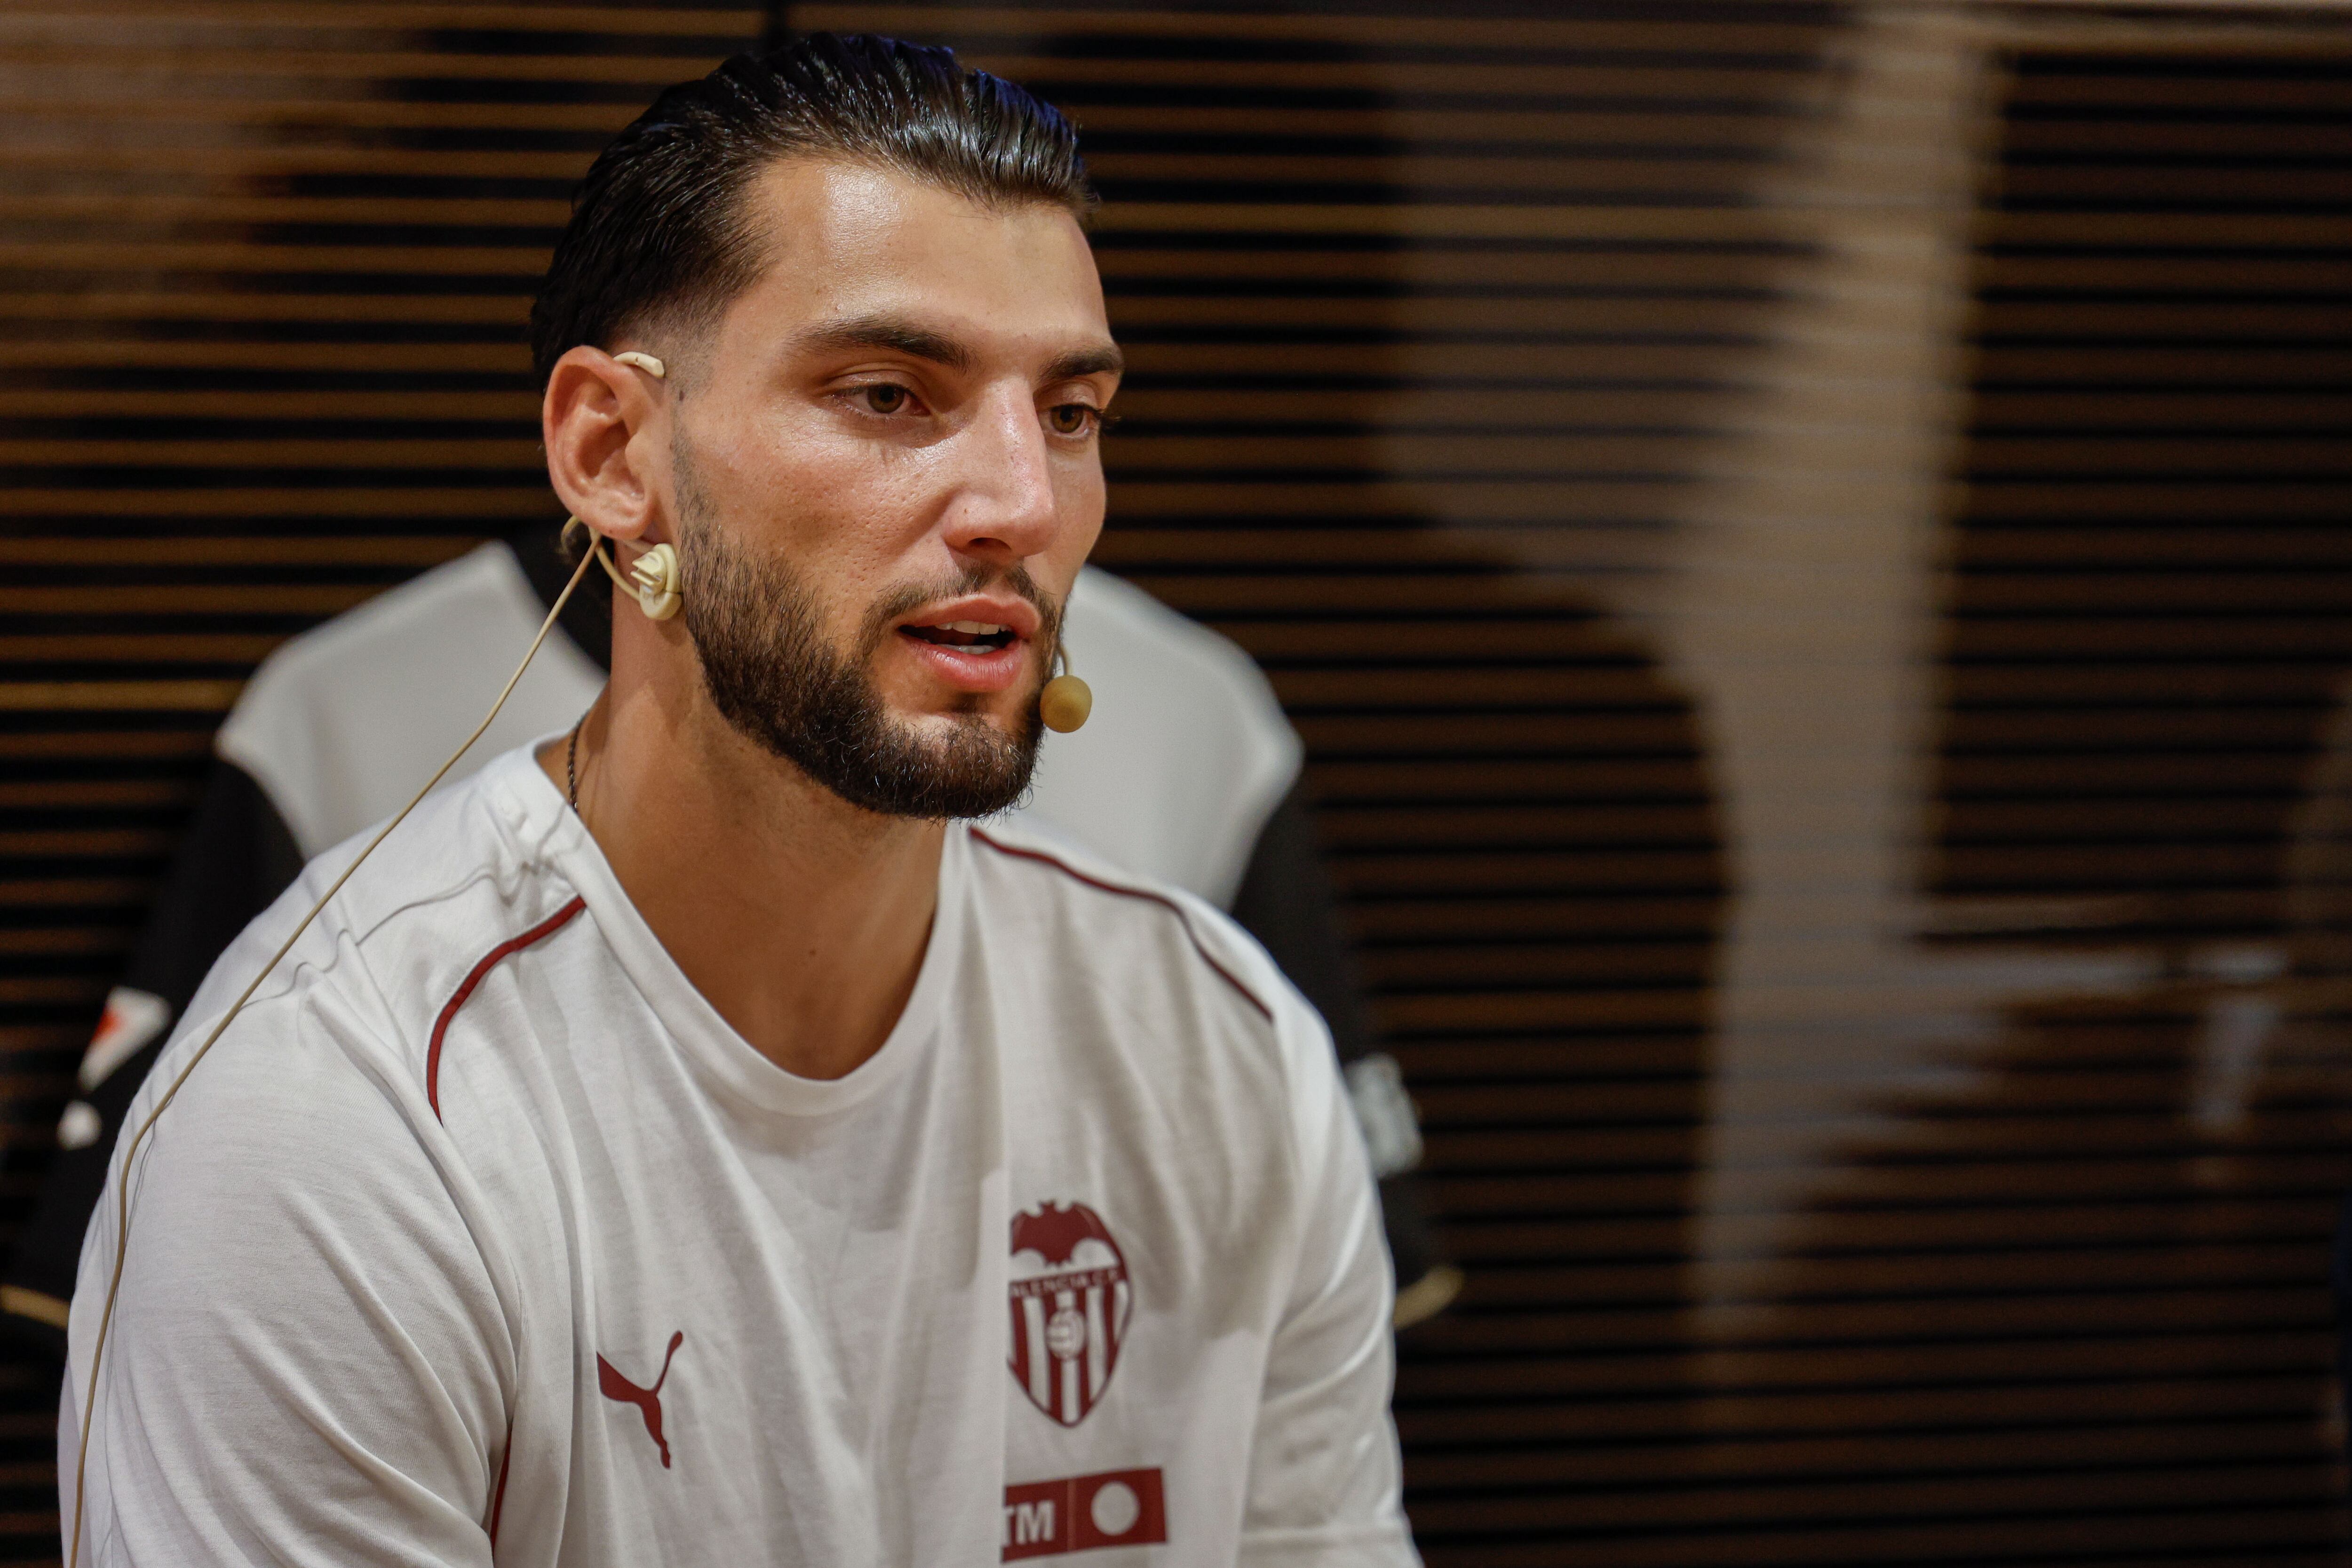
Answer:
[{"left": 662, "top": 158, "right": 1117, "bottom": 817}]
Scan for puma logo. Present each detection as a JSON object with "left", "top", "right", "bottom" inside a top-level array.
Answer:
[{"left": 597, "top": 1330, "right": 684, "bottom": 1468}]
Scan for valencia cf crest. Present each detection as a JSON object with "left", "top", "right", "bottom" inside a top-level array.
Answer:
[{"left": 1008, "top": 1202, "right": 1130, "bottom": 1427}]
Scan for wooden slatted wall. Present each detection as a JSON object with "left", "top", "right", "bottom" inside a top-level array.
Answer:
[
  {"left": 10, "top": 4, "right": 2352, "bottom": 1568},
  {"left": 1883, "top": 35, "right": 2352, "bottom": 1564}
]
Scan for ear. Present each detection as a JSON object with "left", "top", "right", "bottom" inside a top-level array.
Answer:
[{"left": 544, "top": 345, "right": 669, "bottom": 544}]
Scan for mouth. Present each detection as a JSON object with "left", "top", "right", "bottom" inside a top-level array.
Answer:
[
  {"left": 901, "top": 620, "right": 1017, "bottom": 654},
  {"left": 889, "top": 596, "right": 1043, "bottom": 696}
]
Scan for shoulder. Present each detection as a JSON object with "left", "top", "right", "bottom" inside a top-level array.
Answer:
[
  {"left": 960, "top": 822, "right": 1344, "bottom": 1137},
  {"left": 167, "top": 752, "right": 586, "bottom": 1116},
  {"left": 69, "top": 893, "right": 519, "bottom": 1472},
  {"left": 75, "top": 760, "right": 580, "bottom": 1364},
  {"left": 111, "top": 935, "right": 447, "bottom": 1228},
  {"left": 961, "top": 820, "right": 1355, "bottom": 1198},
  {"left": 966, "top": 819, "right": 1286, "bottom": 1023},
  {"left": 85, "top": 882, "right": 497, "bottom": 1338}
]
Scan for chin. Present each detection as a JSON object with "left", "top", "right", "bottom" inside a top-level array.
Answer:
[
  {"left": 893, "top": 685, "right": 1027, "bottom": 726},
  {"left": 906, "top": 704, "right": 1021, "bottom": 742}
]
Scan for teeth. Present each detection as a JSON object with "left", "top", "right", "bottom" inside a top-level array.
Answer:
[{"left": 941, "top": 621, "right": 1007, "bottom": 635}]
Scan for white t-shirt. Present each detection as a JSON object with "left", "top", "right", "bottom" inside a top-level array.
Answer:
[{"left": 64, "top": 748, "right": 1414, "bottom": 1568}]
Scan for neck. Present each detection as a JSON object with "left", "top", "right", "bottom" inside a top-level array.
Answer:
[{"left": 542, "top": 658, "right": 943, "bottom": 1082}]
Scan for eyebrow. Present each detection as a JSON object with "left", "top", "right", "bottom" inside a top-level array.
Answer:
[
  {"left": 794, "top": 315, "right": 975, "bottom": 374},
  {"left": 792, "top": 314, "right": 1123, "bottom": 385},
  {"left": 1043, "top": 344, "right": 1124, "bottom": 383}
]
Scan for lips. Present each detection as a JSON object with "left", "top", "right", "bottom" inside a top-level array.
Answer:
[
  {"left": 904, "top": 618, "right": 1016, "bottom": 653},
  {"left": 891, "top": 594, "right": 1042, "bottom": 695}
]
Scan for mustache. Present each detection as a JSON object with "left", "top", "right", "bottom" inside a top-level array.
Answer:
[{"left": 858, "top": 562, "right": 1060, "bottom": 654}]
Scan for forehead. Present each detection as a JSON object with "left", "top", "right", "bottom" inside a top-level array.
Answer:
[{"left": 719, "top": 158, "right": 1109, "bottom": 361}]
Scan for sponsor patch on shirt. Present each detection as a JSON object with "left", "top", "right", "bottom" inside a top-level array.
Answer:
[{"left": 1001, "top": 1467, "right": 1167, "bottom": 1560}]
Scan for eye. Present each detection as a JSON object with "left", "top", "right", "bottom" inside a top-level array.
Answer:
[
  {"left": 1046, "top": 402, "right": 1102, "bottom": 438},
  {"left": 858, "top": 383, "right": 915, "bottom": 416}
]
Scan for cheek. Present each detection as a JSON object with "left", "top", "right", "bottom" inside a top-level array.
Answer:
[
  {"left": 1050, "top": 462, "right": 1107, "bottom": 563},
  {"left": 709, "top": 421, "right": 930, "bottom": 576},
  {"left": 784, "top": 426, "right": 956, "bottom": 536}
]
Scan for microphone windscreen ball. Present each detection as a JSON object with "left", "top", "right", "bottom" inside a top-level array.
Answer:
[{"left": 1039, "top": 674, "right": 1092, "bottom": 733}]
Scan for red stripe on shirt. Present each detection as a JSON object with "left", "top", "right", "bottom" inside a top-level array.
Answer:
[
  {"left": 426, "top": 895, "right": 587, "bottom": 1120},
  {"left": 967, "top": 828, "right": 1274, "bottom": 1021}
]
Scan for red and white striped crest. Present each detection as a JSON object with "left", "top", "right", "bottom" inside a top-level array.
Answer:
[{"left": 1008, "top": 1202, "right": 1130, "bottom": 1427}]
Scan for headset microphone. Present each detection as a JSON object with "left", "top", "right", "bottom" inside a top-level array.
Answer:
[
  {"left": 626, "top": 544, "right": 682, "bottom": 621},
  {"left": 565, "top": 517, "right": 682, "bottom": 622},
  {"left": 1041, "top": 645, "right": 1091, "bottom": 733}
]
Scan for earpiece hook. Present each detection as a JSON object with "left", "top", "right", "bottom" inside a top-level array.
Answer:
[{"left": 563, "top": 516, "right": 682, "bottom": 622}]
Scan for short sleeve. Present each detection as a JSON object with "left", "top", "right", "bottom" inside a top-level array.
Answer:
[
  {"left": 1240, "top": 999, "right": 1421, "bottom": 1567},
  {"left": 62, "top": 974, "right": 511, "bottom": 1567}
]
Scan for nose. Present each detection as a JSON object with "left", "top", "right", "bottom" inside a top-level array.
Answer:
[{"left": 938, "top": 383, "right": 1062, "bottom": 566}]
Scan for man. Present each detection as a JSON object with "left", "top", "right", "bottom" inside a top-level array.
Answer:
[{"left": 64, "top": 34, "right": 1415, "bottom": 1567}]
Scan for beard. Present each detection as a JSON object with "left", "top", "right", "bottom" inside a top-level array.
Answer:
[{"left": 675, "top": 497, "right": 1053, "bottom": 821}]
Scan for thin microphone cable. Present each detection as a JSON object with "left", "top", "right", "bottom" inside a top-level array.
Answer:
[{"left": 68, "top": 532, "right": 609, "bottom": 1568}]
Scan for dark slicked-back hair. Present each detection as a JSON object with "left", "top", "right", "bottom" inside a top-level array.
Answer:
[{"left": 528, "top": 33, "right": 1093, "bottom": 382}]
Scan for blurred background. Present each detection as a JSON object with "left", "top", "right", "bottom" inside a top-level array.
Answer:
[{"left": 4, "top": 0, "right": 2352, "bottom": 1562}]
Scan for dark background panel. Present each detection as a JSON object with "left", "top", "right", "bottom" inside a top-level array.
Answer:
[{"left": 1851, "top": 38, "right": 2352, "bottom": 1568}]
